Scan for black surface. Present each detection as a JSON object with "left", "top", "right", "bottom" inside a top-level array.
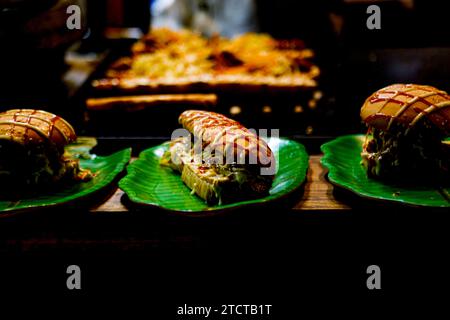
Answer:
[{"left": 1, "top": 206, "right": 449, "bottom": 311}]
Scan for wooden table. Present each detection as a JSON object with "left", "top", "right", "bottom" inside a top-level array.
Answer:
[{"left": 91, "top": 155, "right": 351, "bottom": 213}]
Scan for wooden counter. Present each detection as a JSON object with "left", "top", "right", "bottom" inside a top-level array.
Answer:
[{"left": 91, "top": 155, "right": 350, "bottom": 213}]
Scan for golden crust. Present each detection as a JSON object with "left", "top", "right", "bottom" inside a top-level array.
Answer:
[
  {"left": 361, "top": 84, "right": 450, "bottom": 133},
  {"left": 179, "top": 110, "right": 274, "bottom": 168},
  {"left": 0, "top": 109, "right": 77, "bottom": 150}
]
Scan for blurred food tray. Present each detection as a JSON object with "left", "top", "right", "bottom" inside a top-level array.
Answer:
[{"left": 87, "top": 28, "right": 319, "bottom": 100}]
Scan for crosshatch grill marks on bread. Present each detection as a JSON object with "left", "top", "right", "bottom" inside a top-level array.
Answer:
[
  {"left": 0, "top": 109, "right": 77, "bottom": 151},
  {"left": 361, "top": 84, "right": 450, "bottom": 134},
  {"left": 161, "top": 110, "right": 276, "bottom": 205},
  {"left": 179, "top": 110, "right": 273, "bottom": 167}
]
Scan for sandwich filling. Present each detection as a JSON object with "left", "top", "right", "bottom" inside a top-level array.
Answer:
[
  {"left": 0, "top": 139, "right": 91, "bottom": 192},
  {"left": 0, "top": 109, "right": 92, "bottom": 194},
  {"left": 161, "top": 136, "right": 273, "bottom": 205},
  {"left": 362, "top": 121, "right": 449, "bottom": 181}
]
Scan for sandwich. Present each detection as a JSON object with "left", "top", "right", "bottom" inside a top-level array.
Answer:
[
  {"left": 360, "top": 84, "right": 450, "bottom": 181},
  {"left": 0, "top": 109, "right": 92, "bottom": 193},
  {"left": 160, "top": 110, "right": 275, "bottom": 204}
]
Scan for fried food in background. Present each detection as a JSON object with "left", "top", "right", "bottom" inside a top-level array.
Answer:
[{"left": 95, "top": 28, "right": 319, "bottom": 92}]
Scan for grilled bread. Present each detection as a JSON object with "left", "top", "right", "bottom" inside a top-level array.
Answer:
[
  {"left": 161, "top": 110, "right": 275, "bottom": 204},
  {"left": 0, "top": 109, "right": 91, "bottom": 192},
  {"left": 361, "top": 84, "right": 450, "bottom": 180}
]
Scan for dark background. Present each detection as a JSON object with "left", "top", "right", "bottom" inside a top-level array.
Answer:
[
  {"left": 1, "top": 0, "right": 449, "bottom": 309},
  {"left": 2, "top": 206, "right": 449, "bottom": 311},
  {"left": 2, "top": 0, "right": 450, "bottom": 136}
]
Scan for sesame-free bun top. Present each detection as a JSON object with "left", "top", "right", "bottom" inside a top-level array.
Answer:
[
  {"left": 360, "top": 84, "right": 450, "bottom": 134},
  {"left": 0, "top": 109, "right": 77, "bottom": 151},
  {"left": 179, "top": 110, "right": 274, "bottom": 169}
]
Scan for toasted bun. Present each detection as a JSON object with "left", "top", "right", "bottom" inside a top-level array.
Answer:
[
  {"left": 0, "top": 109, "right": 77, "bottom": 150},
  {"left": 179, "top": 110, "right": 274, "bottom": 169},
  {"left": 361, "top": 84, "right": 450, "bottom": 134}
]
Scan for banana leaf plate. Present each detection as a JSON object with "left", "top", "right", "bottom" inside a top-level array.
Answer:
[
  {"left": 0, "top": 137, "right": 131, "bottom": 214},
  {"left": 321, "top": 135, "right": 450, "bottom": 208},
  {"left": 119, "top": 137, "right": 308, "bottom": 214}
]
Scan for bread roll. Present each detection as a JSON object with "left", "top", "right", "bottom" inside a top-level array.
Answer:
[
  {"left": 179, "top": 110, "right": 273, "bottom": 168},
  {"left": 0, "top": 109, "right": 76, "bottom": 151},
  {"left": 361, "top": 84, "right": 450, "bottom": 134},
  {"left": 0, "top": 109, "right": 90, "bottom": 191},
  {"left": 161, "top": 110, "right": 275, "bottom": 204}
]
